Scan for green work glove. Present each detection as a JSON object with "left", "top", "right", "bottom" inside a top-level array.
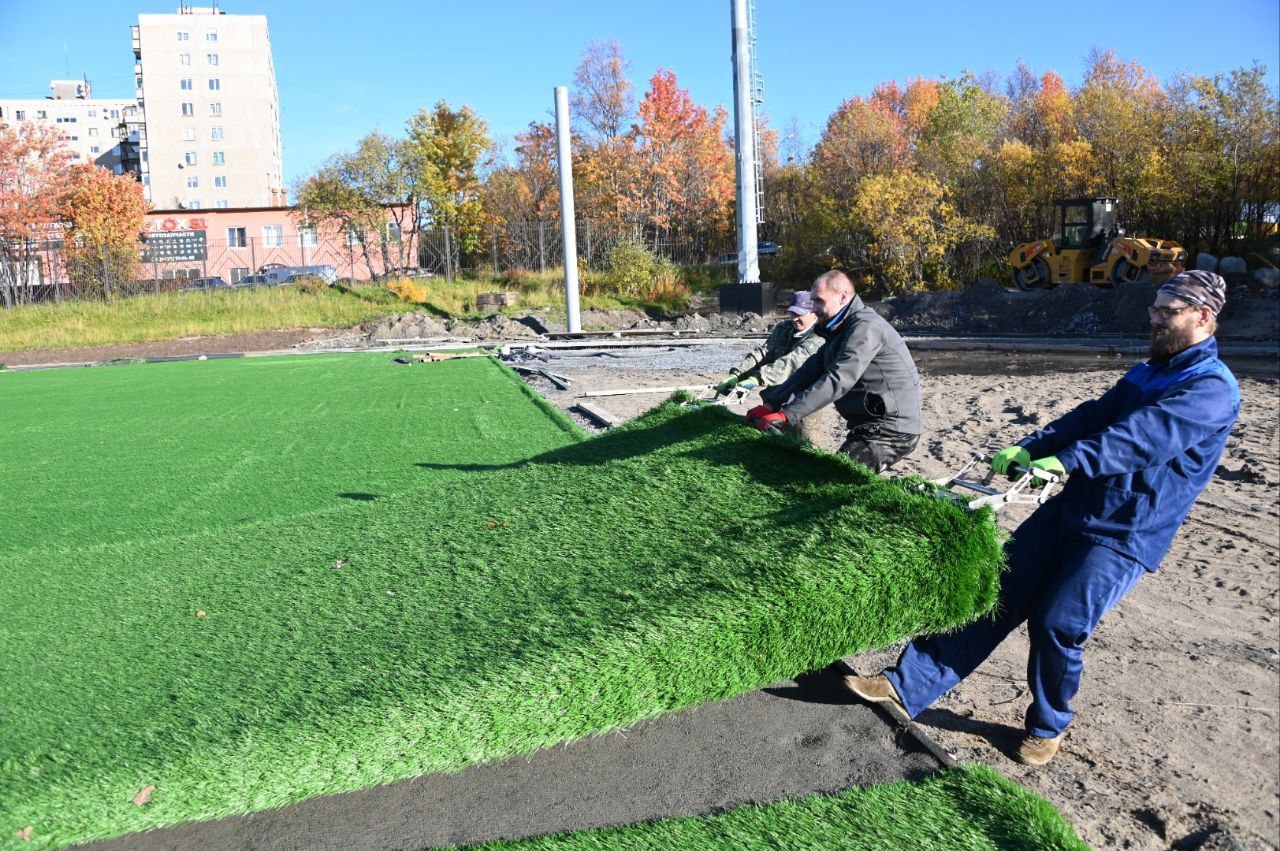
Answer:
[
  {"left": 991, "top": 446, "right": 1031, "bottom": 477},
  {"left": 715, "top": 375, "right": 739, "bottom": 395},
  {"left": 1029, "top": 456, "right": 1066, "bottom": 478},
  {"left": 738, "top": 377, "right": 759, "bottom": 392}
]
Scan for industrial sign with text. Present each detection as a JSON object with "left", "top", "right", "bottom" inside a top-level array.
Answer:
[{"left": 141, "top": 230, "right": 208, "bottom": 263}]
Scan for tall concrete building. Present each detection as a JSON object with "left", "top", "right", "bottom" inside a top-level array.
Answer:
[
  {"left": 0, "top": 80, "right": 140, "bottom": 175},
  {"left": 132, "top": 6, "right": 283, "bottom": 210}
]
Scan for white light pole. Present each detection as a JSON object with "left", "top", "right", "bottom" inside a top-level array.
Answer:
[
  {"left": 554, "top": 86, "right": 582, "bottom": 333},
  {"left": 731, "top": 0, "right": 760, "bottom": 284}
]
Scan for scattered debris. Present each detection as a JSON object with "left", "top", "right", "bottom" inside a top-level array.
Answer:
[
  {"left": 332, "top": 560, "right": 346, "bottom": 570},
  {"left": 132, "top": 785, "right": 155, "bottom": 806},
  {"left": 15, "top": 826, "right": 32, "bottom": 842},
  {"left": 196, "top": 610, "right": 206, "bottom": 618},
  {"left": 393, "top": 352, "right": 491, "bottom": 365}
]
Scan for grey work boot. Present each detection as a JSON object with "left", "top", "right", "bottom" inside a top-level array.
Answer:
[
  {"left": 843, "top": 673, "right": 908, "bottom": 719},
  {"left": 1015, "top": 733, "right": 1064, "bottom": 766}
]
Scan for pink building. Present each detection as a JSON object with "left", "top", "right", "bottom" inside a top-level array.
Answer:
[{"left": 139, "top": 204, "right": 417, "bottom": 282}]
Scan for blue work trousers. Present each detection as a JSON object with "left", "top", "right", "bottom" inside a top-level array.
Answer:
[{"left": 885, "top": 505, "right": 1147, "bottom": 738}]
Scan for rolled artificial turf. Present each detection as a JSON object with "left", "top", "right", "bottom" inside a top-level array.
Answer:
[
  {"left": 476, "top": 763, "right": 1087, "bottom": 850},
  {"left": 1, "top": 354, "right": 1006, "bottom": 848}
]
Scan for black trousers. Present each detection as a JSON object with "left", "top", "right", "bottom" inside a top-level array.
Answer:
[{"left": 838, "top": 423, "right": 919, "bottom": 473}]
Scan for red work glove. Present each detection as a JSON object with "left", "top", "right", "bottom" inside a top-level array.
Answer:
[
  {"left": 753, "top": 410, "right": 787, "bottom": 431},
  {"left": 745, "top": 403, "right": 776, "bottom": 421}
]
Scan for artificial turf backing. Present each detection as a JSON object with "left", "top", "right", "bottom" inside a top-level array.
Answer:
[
  {"left": 476, "top": 763, "right": 1087, "bottom": 850},
  {"left": 2, "top": 355, "right": 1006, "bottom": 848}
]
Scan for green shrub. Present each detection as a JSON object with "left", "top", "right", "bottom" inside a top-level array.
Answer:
[{"left": 601, "top": 239, "right": 662, "bottom": 297}]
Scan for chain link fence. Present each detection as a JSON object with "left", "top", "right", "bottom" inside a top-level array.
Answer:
[{"left": 1, "top": 220, "right": 733, "bottom": 307}]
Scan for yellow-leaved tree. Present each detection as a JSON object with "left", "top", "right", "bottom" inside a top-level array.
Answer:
[
  {"left": 62, "top": 164, "right": 148, "bottom": 300},
  {"left": 853, "top": 170, "right": 993, "bottom": 294}
]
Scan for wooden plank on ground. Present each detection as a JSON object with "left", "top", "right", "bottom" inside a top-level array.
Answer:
[
  {"left": 581, "top": 385, "right": 707, "bottom": 398},
  {"left": 572, "top": 402, "right": 624, "bottom": 428}
]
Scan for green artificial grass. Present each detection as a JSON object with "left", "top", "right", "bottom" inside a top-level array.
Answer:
[
  {"left": 1, "top": 355, "right": 1006, "bottom": 848},
  {"left": 476, "top": 763, "right": 1086, "bottom": 850}
]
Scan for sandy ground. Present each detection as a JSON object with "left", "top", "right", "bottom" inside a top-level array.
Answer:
[{"left": 525, "top": 348, "right": 1280, "bottom": 851}]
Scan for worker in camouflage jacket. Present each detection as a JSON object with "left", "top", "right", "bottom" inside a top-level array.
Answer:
[
  {"left": 846, "top": 270, "right": 1240, "bottom": 767},
  {"left": 715, "top": 291, "right": 823, "bottom": 396}
]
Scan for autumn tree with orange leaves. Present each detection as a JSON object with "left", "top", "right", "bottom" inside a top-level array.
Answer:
[
  {"left": 0, "top": 123, "right": 73, "bottom": 306},
  {"left": 62, "top": 164, "right": 149, "bottom": 299},
  {"left": 629, "top": 69, "right": 734, "bottom": 242}
]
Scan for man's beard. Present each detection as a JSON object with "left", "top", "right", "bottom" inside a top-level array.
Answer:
[{"left": 1150, "top": 323, "right": 1197, "bottom": 360}]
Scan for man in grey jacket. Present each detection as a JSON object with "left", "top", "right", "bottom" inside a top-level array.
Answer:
[
  {"left": 746, "top": 270, "right": 921, "bottom": 472},
  {"left": 714, "top": 291, "right": 823, "bottom": 396}
]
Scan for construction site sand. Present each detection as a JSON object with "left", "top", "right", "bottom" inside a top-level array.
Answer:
[{"left": 530, "top": 350, "right": 1279, "bottom": 851}]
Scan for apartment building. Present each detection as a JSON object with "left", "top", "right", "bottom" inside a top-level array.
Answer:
[
  {"left": 0, "top": 80, "right": 140, "bottom": 174},
  {"left": 133, "top": 6, "right": 284, "bottom": 210}
]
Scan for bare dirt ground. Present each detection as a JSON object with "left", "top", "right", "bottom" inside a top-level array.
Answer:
[{"left": 527, "top": 354, "right": 1280, "bottom": 851}]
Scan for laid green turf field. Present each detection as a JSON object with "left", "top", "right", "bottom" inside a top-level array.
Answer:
[
  {"left": 480, "top": 764, "right": 1087, "bottom": 850},
  {"left": 2, "top": 355, "right": 1008, "bottom": 848}
]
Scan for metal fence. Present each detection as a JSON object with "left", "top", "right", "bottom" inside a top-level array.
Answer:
[
  {"left": 481, "top": 220, "right": 728, "bottom": 276},
  {"left": 0, "top": 220, "right": 733, "bottom": 307}
]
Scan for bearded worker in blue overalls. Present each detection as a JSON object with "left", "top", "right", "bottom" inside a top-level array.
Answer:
[{"left": 846, "top": 270, "right": 1240, "bottom": 766}]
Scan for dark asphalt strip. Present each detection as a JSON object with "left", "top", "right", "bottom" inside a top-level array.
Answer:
[{"left": 81, "top": 668, "right": 942, "bottom": 851}]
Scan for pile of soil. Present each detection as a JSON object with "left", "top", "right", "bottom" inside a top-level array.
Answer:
[{"left": 873, "top": 277, "right": 1279, "bottom": 340}]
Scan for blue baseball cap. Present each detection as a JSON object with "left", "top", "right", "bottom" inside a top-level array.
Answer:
[{"left": 787, "top": 291, "right": 815, "bottom": 315}]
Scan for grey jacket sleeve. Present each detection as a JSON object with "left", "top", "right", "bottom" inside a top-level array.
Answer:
[
  {"left": 781, "top": 321, "right": 884, "bottom": 422},
  {"left": 761, "top": 344, "right": 827, "bottom": 408},
  {"left": 757, "top": 331, "right": 823, "bottom": 387}
]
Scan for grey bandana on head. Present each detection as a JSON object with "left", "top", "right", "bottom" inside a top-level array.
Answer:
[{"left": 1158, "top": 270, "right": 1227, "bottom": 316}]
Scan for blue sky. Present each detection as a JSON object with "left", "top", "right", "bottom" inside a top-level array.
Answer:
[{"left": 3, "top": 0, "right": 1277, "bottom": 188}]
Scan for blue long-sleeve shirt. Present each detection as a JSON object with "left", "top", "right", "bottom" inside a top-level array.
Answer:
[{"left": 1018, "top": 337, "right": 1240, "bottom": 570}]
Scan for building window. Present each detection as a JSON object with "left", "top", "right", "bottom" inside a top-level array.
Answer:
[
  {"left": 88, "top": 127, "right": 98, "bottom": 137},
  {"left": 90, "top": 145, "right": 101, "bottom": 154},
  {"left": 188, "top": 200, "right": 201, "bottom": 209},
  {"left": 214, "top": 176, "right": 227, "bottom": 188},
  {"left": 181, "top": 102, "right": 194, "bottom": 117},
  {"left": 37, "top": 110, "right": 47, "bottom": 118},
  {"left": 110, "top": 109, "right": 119, "bottom": 118},
  {"left": 212, "top": 151, "right": 225, "bottom": 165},
  {"left": 177, "top": 31, "right": 189, "bottom": 41},
  {"left": 206, "top": 29, "right": 218, "bottom": 42},
  {"left": 345, "top": 227, "right": 362, "bottom": 246},
  {"left": 209, "top": 102, "right": 221, "bottom": 116},
  {"left": 208, "top": 78, "right": 220, "bottom": 91},
  {"left": 298, "top": 226, "right": 318, "bottom": 248},
  {"left": 229, "top": 266, "right": 249, "bottom": 282},
  {"left": 207, "top": 53, "right": 219, "bottom": 66},
  {"left": 262, "top": 225, "right": 283, "bottom": 248},
  {"left": 184, "top": 151, "right": 198, "bottom": 166},
  {"left": 210, "top": 126, "right": 223, "bottom": 141},
  {"left": 187, "top": 176, "right": 199, "bottom": 189},
  {"left": 180, "top": 78, "right": 193, "bottom": 90},
  {"left": 386, "top": 221, "right": 402, "bottom": 243},
  {"left": 216, "top": 200, "right": 229, "bottom": 209},
  {"left": 180, "top": 53, "right": 191, "bottom": 65},
  {"left": 88, "top": 109, "right": 96, "bottom": 117},
  {"left": 182, "top": 127, "right": 196, "bottom": 141},
  {"left": 15, "top": 110, "right": 25, "bottom": 120},
  {"left": 228, "top": 227, "right": 247, "bottom": 248}
]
